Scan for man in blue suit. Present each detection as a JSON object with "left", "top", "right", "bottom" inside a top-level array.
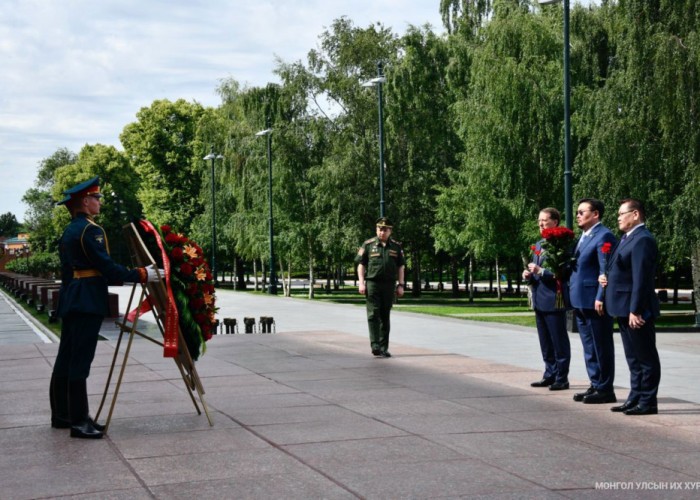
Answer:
[
  {"left": 569, "top": 199, "right": 618, "bottom": 404},
  {"left": 523, "top": 208, "right": 571, "bottom": 391},
  {"left": 601, "top": 198, "right": 661, "bottom": 415}
]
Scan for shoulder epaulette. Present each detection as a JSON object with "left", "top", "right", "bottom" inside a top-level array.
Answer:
[{"left": 363, "top": 237, "right": 377, "bottom": 245}]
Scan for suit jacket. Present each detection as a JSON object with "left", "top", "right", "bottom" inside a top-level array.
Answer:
[
  {"left": 528, "top": 239, "right": 570, "bottom": 312},
  {"left": 57, "top": 213, "right": 141, "bottom": 318},
  {"left": 604, "top": 225, "right": 660, "bottom": 319},
  {"left": 569, "top": 224, "right": 617, "bottom": 309}
]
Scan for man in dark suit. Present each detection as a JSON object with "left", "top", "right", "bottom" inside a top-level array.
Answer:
[
  {"left": 600, "top": 198, "right": 661, "bottom": 415},
  {"left": 569, "top": 199, "right": 618, "bottom": 404},
  {"left": 50, "top": 177, "right": 159, "bottom": 438},
  {"left": 523, "top": 208, "right": 571, "bottom": 391}
]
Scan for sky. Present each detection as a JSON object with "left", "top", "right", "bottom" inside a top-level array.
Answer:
[{"left": 0, "top": 0, "right": 595, "bottom": 223}]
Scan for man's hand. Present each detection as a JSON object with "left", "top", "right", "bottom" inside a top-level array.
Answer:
[
  {"left": 598, "top": 274, "right": 608, "bottom": 287},
  {"left": 594, "top": 300, "right": 605, "bottom": 316},
  {"left": 358, "top": 282, "right": 366, "bottom": 295},
  {"left": 396, "top": 284, "right": 405, "bottom": 298},
  {"left": 629, "top": 312, "right": 646, "bottom": 329}
]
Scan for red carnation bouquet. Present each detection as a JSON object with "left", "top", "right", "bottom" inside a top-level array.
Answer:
[
  {"left": 159, "top": 224, "right": 217, "bottom": 360},
  {"left": 540, "top": 226, "right": 576, "bottom": 308}
]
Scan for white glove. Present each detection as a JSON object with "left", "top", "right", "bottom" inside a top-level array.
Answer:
[{"left": 145, "top": 265, "right": 162, "bottom": 282}]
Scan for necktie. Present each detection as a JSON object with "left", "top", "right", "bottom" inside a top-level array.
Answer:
[
  {"left": 621, "top": 233, "right": 628, "bottom": 242},
  {"left": 576, "top": 234, "right": 586, "bottom": 251}
]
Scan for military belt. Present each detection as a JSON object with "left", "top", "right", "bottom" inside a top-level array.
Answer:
[{"left": 73, "top": 269, "right": 102, "bottom": 279}]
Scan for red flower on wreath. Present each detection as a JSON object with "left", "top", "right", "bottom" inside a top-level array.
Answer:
[{"left": 159, "top": 224, "right": 217, "bottom": 355}]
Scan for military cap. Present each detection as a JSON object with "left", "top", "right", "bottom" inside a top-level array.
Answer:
[
  {"left": 375, "top": 217, "right": 393, "bottom": 228},
  {"left": 57, "top": 176, "right": 102, "bottom": 206}
]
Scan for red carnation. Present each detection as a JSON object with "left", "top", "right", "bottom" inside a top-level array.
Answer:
[
  {"left": 180, "top": 262, "right": 194, "bottom": 276},
  {"left": 160, "top": 224, "right": 171, "bottom": 234},
  {"left": 190, "top": 298, "right": 205, "bottom": 310},
  {"left": 165, "top": 232, "right": 180, "bottom": 245},
  {"left": 541, "top": 226, "right": 575, "bottom": 240},
  {"left": 601, "top": 242, "right": 612, "bottom": 254},
  {"left": 170, "top": 246, "right": 184, "bottom": 262}
]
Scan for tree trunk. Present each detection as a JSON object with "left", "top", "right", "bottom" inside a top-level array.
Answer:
[
  {"left": 450, "top": 256, "right": 459, "bottom": 298},
  {"left": 235, "top": 255, "right": 246, "bottom": 290},
  {"left": 495, "top": 257, "right": 502, "bottom": 301},
  {"left": 411, "top": 248, "right": 421, "bottom": 297},
  {"left": 691, "top": 243, "right": 700, "bottom": 326},
  {"left": 308, "top": 253, "right": 315, "bottom": 299},
  {"left": 253, "top": 260, "right": 259, "bottom": 292},
  {"left": 468, "top": 255, "right": 474, "bottom": 303}
]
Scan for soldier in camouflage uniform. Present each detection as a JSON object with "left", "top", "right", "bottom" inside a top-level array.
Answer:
[{"left": 355, "top": 217, "right": 405, "bottom": 357}]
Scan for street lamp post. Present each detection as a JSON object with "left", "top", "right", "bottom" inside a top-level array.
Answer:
[
  {"left": 203, "top": 149, "right": 224, "bottom": 284},
  {"left": 255, "top": 124, "right": 277, "bottom": 295},
  {"left": 540, "top": 0, "right": 572, "bottom": 229},
  {"left": 362, "top": 61, "right": 387, "bottom": 218}
]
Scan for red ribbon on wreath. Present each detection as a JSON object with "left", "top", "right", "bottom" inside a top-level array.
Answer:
[{"left": 136, "top": 219, "right": 179, "bottom": 357}]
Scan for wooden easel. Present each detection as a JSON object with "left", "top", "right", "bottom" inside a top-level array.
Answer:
[{"left": 95, "top": 222, "right": 213, "bottom": 432}]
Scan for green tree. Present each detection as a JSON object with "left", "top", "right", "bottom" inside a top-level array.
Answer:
[
  {"left": 387, "top": 25, "right": 459, "bottom": 295},
  {"left": 436, "top": 0, "right": 565, "bottom": 297},
  {"left": 576, "top": 0, "right": 700, "bottom": 317},
  {"left": 22, "top": 148, "right": 77, "bottom": 252},
  {"left": 0, "top": 212, "right": 21, "bottom": 237},
  {"left": 120, "top": 99, "right": 205, "bottom": 233},
  {"left": 52, "top": 144, "right": 141, "bottom": 262}
]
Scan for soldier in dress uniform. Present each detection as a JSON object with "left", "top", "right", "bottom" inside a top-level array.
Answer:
[
  {"left": 50, "top": 176, "right": 158, "bottom": 439},
  {"left": 355, "top": 217, "right": 405, "bottom": 358}
]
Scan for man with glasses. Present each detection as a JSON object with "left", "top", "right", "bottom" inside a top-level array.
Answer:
[
  {"left": 355, "top": 217, "right": 405, "bottom": 357},
  {"left": 568, "top": 199, "right": 618, "bottom": 405},
  {"left": 523, "top": 208, "right": 571, "bottom": 391},
  {"left": 599, "top": 199, "right": 661, "bottom": 415},
  {"left": 50, "top": 177, "right": 159, "bottom": 438}
]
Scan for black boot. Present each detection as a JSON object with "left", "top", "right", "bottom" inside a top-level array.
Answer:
[
  {"left": 50, "top": 374, "right": 71, "bottom": 429},
  {"left": 68, "top": 380, "right": 103, "bottom": 439}
]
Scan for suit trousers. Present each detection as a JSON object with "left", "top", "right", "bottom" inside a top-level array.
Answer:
[
  {"left": 365, "top": 280, "right": 395, "bottom": 352},
  {"left": 534, "top": 310, "right": 570, "bottom": 383},
  {"left": 574, "top": 308, "right": 615, "bottom": 392},
  {"left": 618, "top": 317, "right": 661, "bottom": 407},
  {"left": 52, "top": 312, "right": 104, "bottom": 381}
]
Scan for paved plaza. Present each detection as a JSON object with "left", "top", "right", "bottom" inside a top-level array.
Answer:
[{"left": 1, "top": 286, "right": 700, "bottom": 499}]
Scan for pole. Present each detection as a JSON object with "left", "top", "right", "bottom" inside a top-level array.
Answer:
[
  {"left": 266, "top": 124, "right": 277, "bottom": 295},
  {"left": 377, "top": 61, "right": 386, "bottom": 218},
  {"left": 563, "top": 0, "right": 572, "bottom": 229},
  {"left": 210, "top": 153, "right": 217, "bottom": 284}
]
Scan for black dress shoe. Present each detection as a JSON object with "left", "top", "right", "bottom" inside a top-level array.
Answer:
[
  {"left": 573, "top": 386, "right": 595, "bottom": 402},
  {"left": 549, "top": 381, "right": 570, "bottom": 391},
  {"left": 623, "top": 405, "right": 658, "bottom": 416},
  {"left": 70, "top": 419, "right": 104, "bottom": 439},
  {"left": 611, "top": 401, "right": 637, "bottom": 413},
  {"left": 380, "top": 351, "right": 392, "bottom": 358},
  {"left": 372, "top": 350, "right": 382, "bottom": 356},
  {"left": 89, "top": 418, "right": 106, "bottom": 432},
  {"left": 530, "top": 378, "right": 555, "bottom": 387},
  {"left": 582, "top": 391, "right": 617, "bottom": 404},
  {"left": 54, "top": 416, "right": 105, "bottom": 431}
]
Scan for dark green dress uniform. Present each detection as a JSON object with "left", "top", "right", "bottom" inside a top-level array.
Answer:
[
  {"left": 50, "top": 177, "right": 147, "bottom": 438},
  {"left": 355, "top": 233, "right": 405, "bottom": 355}
]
